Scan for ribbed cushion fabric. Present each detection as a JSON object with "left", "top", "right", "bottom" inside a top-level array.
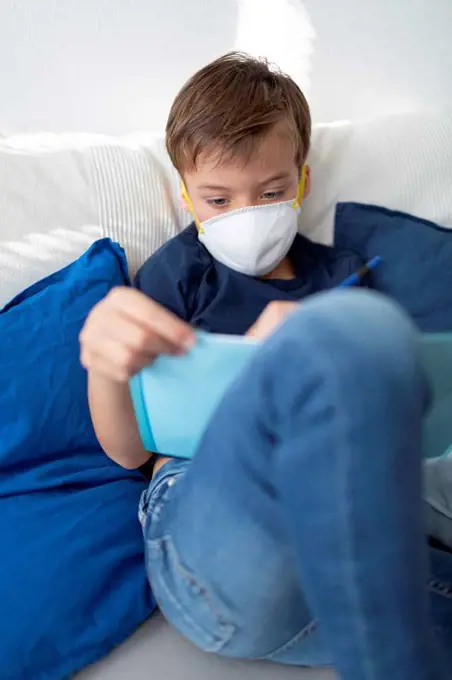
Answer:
[{"left": 89, "top": 141, "right": 184, "bottom": 276}]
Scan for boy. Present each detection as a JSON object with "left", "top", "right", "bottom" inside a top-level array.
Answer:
[{"left": 80, "top": 54, "right": 452, "bottom": 679}]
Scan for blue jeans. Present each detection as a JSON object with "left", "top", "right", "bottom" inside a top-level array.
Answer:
[{"left": 140, "top": 290, "right": 452, "bottom": 679}]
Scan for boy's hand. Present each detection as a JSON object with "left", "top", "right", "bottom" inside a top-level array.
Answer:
[
  {"left": 247, "top": 301, "right": 299, "bottom": 340},
  {"left": 80, "top": 287, "right": 195, "bottom": 383}
]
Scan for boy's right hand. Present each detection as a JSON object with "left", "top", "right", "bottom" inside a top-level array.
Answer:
[
  {"left": 247, "top": 301, "right": 299, "bottom": 340},
  {"left": 80, "top": 287, "right": 195, "bottom": 383}
]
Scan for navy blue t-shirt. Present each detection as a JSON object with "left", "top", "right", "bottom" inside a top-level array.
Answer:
[{"left": 134, "top": 223, "right": 363, "bottom": 335}]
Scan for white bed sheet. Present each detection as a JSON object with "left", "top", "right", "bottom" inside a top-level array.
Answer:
[{"left": 76, "top": 613, "right": 336, "bottom": 680}]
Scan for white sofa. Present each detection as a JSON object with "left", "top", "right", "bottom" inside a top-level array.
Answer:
[{"left": 1, "top": 111, "right": 451, "bottom": 680}]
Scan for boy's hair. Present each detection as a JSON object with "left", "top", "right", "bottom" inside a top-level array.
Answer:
[{"left": 166, "top": 52, "right": 311, "bottom": 174}]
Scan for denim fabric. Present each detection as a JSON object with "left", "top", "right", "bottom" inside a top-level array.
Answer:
[{"left": 141, "top": 290, "right": 452, "bottom": 679}]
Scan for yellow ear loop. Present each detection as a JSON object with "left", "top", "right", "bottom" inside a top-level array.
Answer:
[
  {"left": 293, "top": 164, "right": 308, "bottom": 209},
  {"left": 181, "top": 180, "right": 203, "bottom": 232}
]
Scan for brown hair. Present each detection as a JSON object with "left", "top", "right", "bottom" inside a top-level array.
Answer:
[{"left": 166, "top": 52, "right": 311, "bottom": 174}]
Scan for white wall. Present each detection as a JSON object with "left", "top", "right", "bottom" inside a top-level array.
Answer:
[
  {"left": 305, "top": 0, "right": 452, "bottom": 122},
  {"left": 0, "top": 0, "right": 238, "bottom": 133},
  {"left": 1, "top": 0, "right": 452, "bottom": 134}
]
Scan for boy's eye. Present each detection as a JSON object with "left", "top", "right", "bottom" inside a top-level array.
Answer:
[
  {"left": 206, "top": 198, "right": 230, "bottom": 208},
  {"left": 261, "top": 190, "right": 285, "bottom": 201}
]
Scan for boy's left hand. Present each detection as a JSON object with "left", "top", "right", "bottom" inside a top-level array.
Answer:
[{"left": 247, "top": 301, "right": 299, "bottom": 340}]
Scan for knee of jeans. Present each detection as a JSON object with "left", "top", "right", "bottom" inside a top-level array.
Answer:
[{"left": 268, "top": 289, "right": 424, "bottom": 396}]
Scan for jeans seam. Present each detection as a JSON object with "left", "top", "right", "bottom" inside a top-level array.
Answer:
[
  {"left": 140, "top": 471, "right": 185, "bottom": 530},
  {"left": 149, "top": 535, "right": 236, "bottom": 653},
  {"left": 265, "top": 618, "right": 318, "bottom": 660},
  {"left": 149, "top": 473, "right": 182, "bottom": 512}
]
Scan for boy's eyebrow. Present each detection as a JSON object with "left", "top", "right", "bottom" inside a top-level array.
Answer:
[
  {"left": 197, "top": 183, "right": 230, "bottom": 191},
  {"left": 258, "top": 172, "right": 292, "bottom": 185},
  {"left": 197, "top": 173, "right": 292, "bottom": 192}
]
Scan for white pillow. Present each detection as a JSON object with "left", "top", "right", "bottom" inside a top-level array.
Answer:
[
  {"left": 1, "top": 111, "right": 451, "bottom": 308},
  {"left": 88, "top": 135, "right": 186, "bottom": 274},
  {"left": 0, "top": 134, "right": 181, "bottom": 307},
  {"left": 0, "top": 226, "right": 103, "bottom": 309},
  {"left": 0, "top": 135, "right": 100, "bottom": 306},
  {"left": 304, "top": 111, "right": 452, "bottom": 244}
]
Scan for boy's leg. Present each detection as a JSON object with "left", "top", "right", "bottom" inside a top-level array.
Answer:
[{"left": 143, "top": 290, "right": 447, "bottom": 679}]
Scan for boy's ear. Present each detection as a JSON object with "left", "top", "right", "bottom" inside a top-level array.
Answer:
[
  {"left": 303, "top": 165, "right": 311, "bottom": 198},
  {"left": 180, "top": 180, "right": 194, "bottom": 215},
  {"left": 180, "top": 181, "right": 201, "bottom": 231},
  {"left": 179, "top": 192, "right": 191, "bottom": 213}
]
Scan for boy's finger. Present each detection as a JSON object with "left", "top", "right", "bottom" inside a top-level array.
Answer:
[
  {"left": 100, "top": 313, "right": 180, "bottom": 356},
  {"left": 111, "top": 289, "right": 195, "bottom": 350},
  {"left": 246, "top": 323, "right": 258, "bottom": 338},
  {"left": 86, "top": 341, "right": 156, "bottom": 380}
]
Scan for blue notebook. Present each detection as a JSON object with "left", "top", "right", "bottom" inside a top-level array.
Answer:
[
  {"left": 129, "top": 331, "right": 260, "bottom": 459},
  {"left": 130, "top": 331, "right": 452, "bottom": 460}
]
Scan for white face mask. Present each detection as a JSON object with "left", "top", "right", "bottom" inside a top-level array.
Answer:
[
  {"left": 182, "top": 166, "right": 308, "bottom": 277},
  {"left": 198, "top": 199, "right": 300, "bottom": 276}
]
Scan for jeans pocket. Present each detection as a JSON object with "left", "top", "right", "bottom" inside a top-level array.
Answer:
[{"left": 146, "top": 535, "right": 236, "bottom": 654}]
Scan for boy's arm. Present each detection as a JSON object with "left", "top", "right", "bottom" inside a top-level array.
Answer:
[
  {"left": 82, "top": 243, "right": 198, "bottom": 469},
  {"left": 81, "top": 286, "right": 195, "bottom": 469},
  {"left": 88, "top": 372, "right": 149, "bottom": 469}
]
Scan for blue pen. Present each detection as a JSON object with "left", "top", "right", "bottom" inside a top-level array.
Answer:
[{"left": 337, "top": 256, "right": 382, "bottom": 288}]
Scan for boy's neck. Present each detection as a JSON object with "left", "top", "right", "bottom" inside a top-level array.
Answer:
[{"left": 261, "top": 256, "right": 296, "bottom": 281}]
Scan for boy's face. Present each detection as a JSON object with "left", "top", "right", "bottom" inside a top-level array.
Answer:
[{"left": 181, "top": 122, "right": 310, "bottom": 225}]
